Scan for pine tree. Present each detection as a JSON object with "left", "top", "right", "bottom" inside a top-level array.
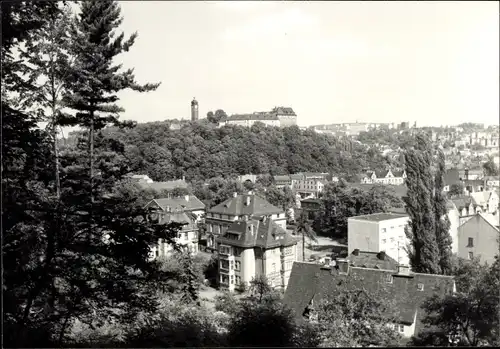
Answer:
[
  {"left": 403, "top": 133, "right": 441, "bottom": 274},
  {"left": 433, "top": 148, "right": 453, "bottom": 274},
  {"left": 62, "top": 0, "right": 160, "bottom": 195}
]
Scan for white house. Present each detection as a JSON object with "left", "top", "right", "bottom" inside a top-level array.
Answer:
[{"left": 347, "top": 213, "right": 410, "bottom": 266}]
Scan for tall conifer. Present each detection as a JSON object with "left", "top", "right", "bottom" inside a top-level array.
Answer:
[{"left": 403, "top": 133, "right": 441, "bottom": 274}]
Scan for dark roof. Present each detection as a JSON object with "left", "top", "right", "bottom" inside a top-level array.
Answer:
[
  {"left": 216, "top": 216, "right": 299, "bottom": 249},
  {"left": 348, "top": 212, "right": 408, "bottom": 222},
  {"left": 274, "top": 175, "right": 291, "bottom": 182},
  {"left": 209, "top": 193, "right": 283, "bottom": 216},
  {"left": 444, "top": 169, "right": 461, "bottom": 186},
  {"left": 392, "top": 170, "right": 405, "bottom": 177},
  {"left": 347, "top": 250, "right": 399, "bottom": 270},
  {"left": 374, "top": 170, "right": 389, "bottom": 178},
  {"left": 160, "top": 210, "right": 197, "bottom": 231},
  {"left": 271, "top": 106, "right": 296, "bottom": 116},
  {"left": 138, "top": 180, "right": 188, "bottom": 191},
  {"left": 284, "top": 262, "right": 455, "bottom": 335},
  {"left": 147, "top": 195, "right": 205, "bottom": 212},
  {"left": 450, "top": 196, "right": 476, "bottom": 210}
]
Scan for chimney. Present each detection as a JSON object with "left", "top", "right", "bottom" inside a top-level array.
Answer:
[
  {"left": 185, "top": 195, "right": 190, "bottom": 202},
  {"left": 465, "top": 168, "right": 469, "bottom": 181},
  {"left": 233, "top": 192, "right": 238, "bottom": 198},
  {"left": 397, "top": 264, "right": 410, "bottom": 275},
  {"left": 352, "top": 249, "right": 360, "bottom": 256},
  {"left": 182, "top": 175, "right": 185, "bottom": 181},
  {"left": 336, "top": 259, "right": 349, "bottom": 274},
  {"left": 245, "top": 195, "right": 251, "bottom": 206},
  {"left": 377, "top": 251, "right": 386, "bottom": 261}
]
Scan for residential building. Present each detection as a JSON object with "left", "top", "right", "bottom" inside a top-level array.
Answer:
[
  {"left": 361, "top": 169, "right": 407, "bottom": 185},
  {"left": 347, "top": 213, "right": 410, "bottom": 266},
  {"left": 216, "top": 216, "right": 299, "bottom": 291},
  {"left": 294, "top": 178, "right": 327, "bottom": 199},
  {"left": 469, "top": 190, "right": 499, "bottom": 214},
  {"left": 458, "top": 213, "right": 500, "bottom": 265},
  {"left": 146, "top": 207, "right": 200, "bottom": 259},
  {"left": 144, "top": 195, "right": 206, "bottom": 222},
  {"left": 451, "top": 197, "right": 482, "bottom": 225},
  {"left": 284, "top": 261, "right": 456, "bottom": 339},
  {"left": 274, "top": 175, "right": 292, "bottom": 189},
  {"left": 205, "top": 192, "right": 286, "bottom": 252}
]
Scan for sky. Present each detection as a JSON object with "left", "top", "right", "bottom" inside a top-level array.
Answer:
[{"left": 110, "top": 1, "right": 499, "bottom": 127}]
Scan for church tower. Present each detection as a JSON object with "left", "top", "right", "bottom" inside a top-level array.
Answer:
[{"left": 191, "top": 97, "right": 199, "bottom": 121}]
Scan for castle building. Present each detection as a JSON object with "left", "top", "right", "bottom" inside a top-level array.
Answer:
[
  {"left": 218, "top": 106, "right": 297, "bottom": 128},
  {"left": 191, "top": 97, "right": 199, "bottom": 121}
]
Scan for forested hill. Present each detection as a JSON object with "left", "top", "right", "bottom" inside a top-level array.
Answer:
[{"left": 97, "top": 120, "right": 390, "bottom": 182}]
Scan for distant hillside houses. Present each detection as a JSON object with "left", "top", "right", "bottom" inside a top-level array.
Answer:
[
  {"left": 127, "top": 174, "right": 189, "bottom": 191},
  {"left": 361, "top": 169, "right": 407, "bottom": 185},
  {"left": 218, "top": 106, "right": 297, "bottom": 128}
]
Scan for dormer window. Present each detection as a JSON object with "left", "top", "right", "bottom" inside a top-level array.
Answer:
[{"left": 384, "top": 274, "right": 393, "bottom": 284}]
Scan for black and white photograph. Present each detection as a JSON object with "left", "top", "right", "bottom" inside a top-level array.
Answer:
[{"left": 2, "top": 0, "right": 499, "bottom": 347}]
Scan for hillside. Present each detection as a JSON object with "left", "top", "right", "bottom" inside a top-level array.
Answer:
[{"left": 97, "top": 120, "right": 391, "bottom": 182}]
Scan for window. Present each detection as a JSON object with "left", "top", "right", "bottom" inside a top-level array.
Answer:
[
  {"left": 235, "top": 276, "right": 241, "bottom": 285},
  {"left": 417, "top": 283, "right": 424, "bottom": 291},
  {"left": 382, "top": 239, "right": 387, "bottom": 244},
  {"left": 468, "top": 252, "right": 474, "bottom": 260},
  {"left": 230, "top": 275, "right": 234, "bottom": 284},
  {"left": 467, "top": 237, "right": 474, "bottom": 247},
  {"left": 235, "top": 261, "right": 241, "bottom": 271},
  {"left": 381, "top": 228, "right": 387, "bottom": 233},
  {"left": 230, "top": 260, "right": 234, "bottom": 270},
  {"left": 384, "top": 274, "right": 393, "bottom": 284},
  {"left": 272, "top": 263, "right": 277, "bottom": 273},
  {"left": 399, "top": 325, "right": 404, "bottom": 333},
  {"left": 220, "top": 260, "right": 229, "bottom": 270}
]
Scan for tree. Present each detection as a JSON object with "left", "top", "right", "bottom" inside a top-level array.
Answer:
[
  {"left": 404, "top": 133, "right": 441, "bottom": 274},
  {"left": 62, "top": 0, "right": 160, "bottom": 193},
  {"left": 483, "top": 157, "right": 499, "bottom": 177},
  {"left": 20, "top": 3, "right": 74, "bottom": 199},
  {"left": 448, "top": 183, "right": 465, "bottom": 197},
  {"left": 411, "top": 257, "right": 500, "bottom": 346},
  {"left": 434, "top": 148, "right": 453, "bottom": 275},
  {"left": 316, "top": 274, "right": 404, "bottom": 347},
  {"left": 296, "top": 211, "right": 318, "bottom": 261}
]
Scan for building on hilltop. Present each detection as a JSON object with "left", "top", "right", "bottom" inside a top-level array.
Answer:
[
  {"left": 218, "top": 106, "right": 297, "bottom": 128},
  {"left": 283, "top": 261, "right": 456, "bottom": 339},
  {"left": 216, "top": 216, "right": 299, "bottom": 291},
  {"left": 347, "top": 213, "right": 411, "bottom": 266},
  {"left": 204, "top": 192, "right": 287, "bottom": 252},
  {"left": 191, "top": 97, "right": 199, "bottom": 121}
]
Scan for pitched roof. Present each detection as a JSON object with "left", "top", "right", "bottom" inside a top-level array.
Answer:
[
  {"left": 216, "top": 216, "right": 299, "bottom": 249},
  {"left": 274, "top": 175, "right": 291, "bottom": 182},
  {"left": 148, "top": 195, "right": 205, "bottom": 211},
  {"left": 444, "top": 169, "right": 461, "bottom": 186},
  {"left": 209, "top": 193, "right": 283, "bottom": 216},
  {"left": 347, "top": 251, "right": 399, "bottom": 270},
  {"left": 271, "top": 106, "right": 296, "bottom": 116},
  {"left": 392, "top": 170, "right": 405, "bottom": 177},
  {"left": 374, "top": 170, "right": 389, "bottom": 178},
  {"left": 451, "top": 196, "right": 476, "bottom": 210},
  {"left": 283, "top": 262, "right": 455, "bottom": 335},
  {"left": 469, "top": 191, "right": 495, "bottom": 207},
  {"left": 348, "top": 212, "right": 408, "bottom": 223},
  {"left": 158, "top": 210, "right": 197, "bottom": 231},
  {"left": 138, "top": 179, "right": 188, "bottom": 191}
]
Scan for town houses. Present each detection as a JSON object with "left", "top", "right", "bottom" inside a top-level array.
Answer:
[{"left": 361, "top": 169, "right": 407, "bottom": 185}]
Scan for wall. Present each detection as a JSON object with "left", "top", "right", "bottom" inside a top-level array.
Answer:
[
  {"left": 347, "top": 219, "right": 380, "bottom": 255},
  {"left": 240, "top": 247, "right": 255, "bottom": 286},
  {"left": 378, "top": 217, "right": 410, "bottom": 265},
  {"left": 264, "top": 247, "right": 282, "bottom": 287},
  {"left": 458, "top": 214, "right": 499, "bottom": 265}
]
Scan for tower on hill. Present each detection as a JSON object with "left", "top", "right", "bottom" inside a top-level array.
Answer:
[{"left": 191, "top": 97, "right": 199, "bottom": 121}]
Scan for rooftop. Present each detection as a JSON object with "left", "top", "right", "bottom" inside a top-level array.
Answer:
[
  {"left": 209, "top": 193, "right": 284, "bottom": 216},
  {"left": 348, "top": 212, "right": 409, "bottom": 222}
]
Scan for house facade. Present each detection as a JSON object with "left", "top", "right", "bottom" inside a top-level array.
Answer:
[
  {"left": 205, "top": 192, "right": 286, "bottom": 252},
  {"left": 216, "top": 216, "right": 298, "bottom": 291},
  {"left": 144, "top": 195, "right": 205, "bottom": 259},
  {"left": 457, "top": 213, "right": 500, "bottom": 265},
  {"left": 293, "top": 178, "right": 326, "bottom": 199},
  {"left": 485, "top": 176, "right": 500, "bottom": 188},
  {"left": 283, "top": 261, "right": 456, "bottom": 339},
  {"left": 347, "top": 213, "right": 410, "bottom": 266},
  {"left": 361, "top": 169, "right": 407, "bottom": 185},
  {"left": 469, "top": 190, "right": 499, "bottom": 214}
]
